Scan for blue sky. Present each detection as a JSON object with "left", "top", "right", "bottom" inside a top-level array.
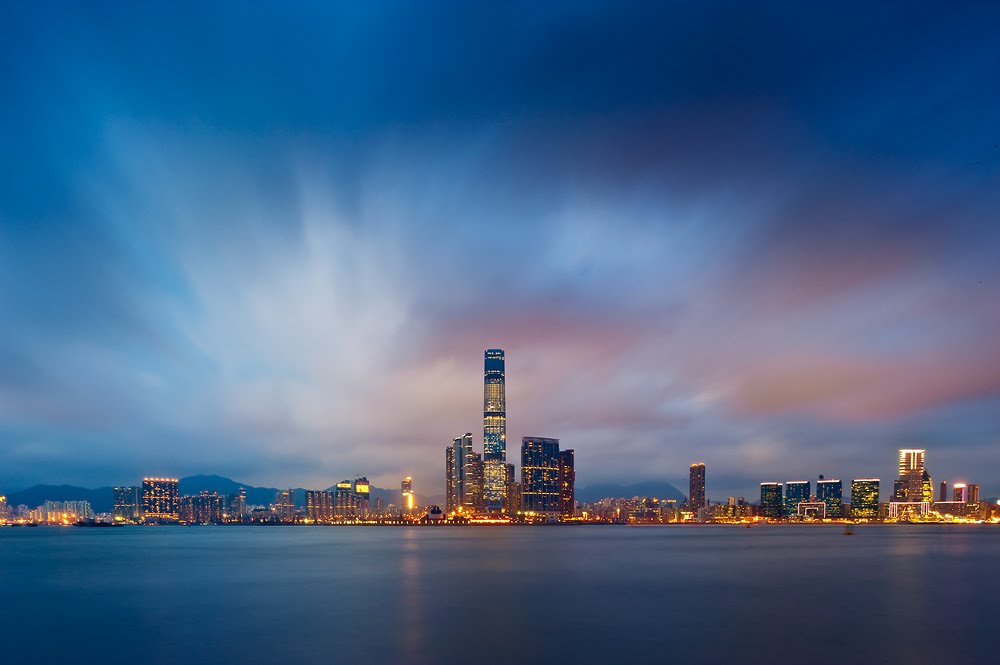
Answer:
[{"left": 1, "top": 2, "right": 998, "bottom": 498}]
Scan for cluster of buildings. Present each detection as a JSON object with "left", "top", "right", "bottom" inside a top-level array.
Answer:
[
  {"left": 0, "top": 497, "right": 95, "bottom": 524},
  {"left": 442, "top": 350, "right": 576, "bottom": 522}
]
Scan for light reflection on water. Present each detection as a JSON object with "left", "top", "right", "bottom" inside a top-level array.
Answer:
[{"left": 1, "top": 525, "right": 997, "bottom": 664}]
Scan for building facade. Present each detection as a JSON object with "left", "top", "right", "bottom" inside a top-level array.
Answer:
[
  {"left": 851, "top": 479, "right": 880, "bottom": 518},
  {"left": 142, "top": 478, "right": 179, "bottom": 521},
  {"left": 760, "top": 482, "right": 783, "bottom": 519},
  {"left": 483, "top": 349, "right": 507, "bottom": 512},
  {"left": 816, "top": 477, "right": 842, "bottom": 518},
  {"left": 689, "top": 463, "right": 706, "bottom": 511},
  {"left": 784, "top": 481, "right": 810, "bottom": 518},
  {"left": 559, "top": 449, "right": 576, "bottom": 517},
  {"left": 898, "top": 449, "right": 926, "bottom": 503},
  {"left": 113, "top": 485, "right": 141, "bottom": 522},
  {"left": 521, "top": 437, "right": 561, "bottom": 514}
]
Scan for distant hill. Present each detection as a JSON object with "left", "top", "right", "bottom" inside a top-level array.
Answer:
[
  {"left": 4, "top": 485, "right": 115, "bottom": 513},
  {"left": 576, "top": 481, "right": 686, "bottom": 504}
]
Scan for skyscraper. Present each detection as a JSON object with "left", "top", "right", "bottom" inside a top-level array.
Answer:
[
  {"left": 921, "top": 469, "right": 934, "bottom": 504},
  {"left": 760, "top": 483, "right": 783, "bottom": 519},
  {"left": 466, "top": 452, "right": 485, "bottom": 512},
  {"left": 142, "top": 478, "right": 179, "bottom": 521},
  {"left": 559, "top": 449, "right": 575, "bottom": 517},
  {"left": 401, "top": 477, "right": 414, "bottom": 514},
  {"left": 521, "top": 437, "right": 561, "bottom": 514},
  {"left": 898, "top": 449, "right": 926, "bottom": 503},
  {"left": 273, "top": 489, "right": 295, "bottom": 523},
  {"left": 851, "top": 479, "right": 880, "bottom": 518},
  {"left": 354, "top": 478, "right": 370, "bottom": 517},
  {"left": 939, "top": 481, "right": 948, "bottom": 502},
  {"left": 334, "top": 480, "right": 354, "bottom": 518},
  {"left": 816, "top": 477, "right": 842, "bottom": 518},
  {"left": 785, "top": 481, "right": 810, "bottom": 518},
  {"left": 506, "top": 463, "right": 521, "bottom": 515},
  {"left": 113, "top": 486, "right": 141, "bottom": 522},
  {"left": 483, "top": 349, "right": 507, "bottom": 512},
  {"left": 457, "top": 433, "right": 475, "bottom": 509},
  {"left": 689, "top": 463, "right": 706, "bottom": 510},
  {"left": 445, "top": 446, "right": 459, "bottom": 513}
]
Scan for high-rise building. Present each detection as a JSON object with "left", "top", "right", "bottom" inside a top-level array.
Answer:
[
  {"left": 952, "top": 483, "right": 967, "bottom": 503},
  {"left": 898, "top": 449, "right": 926, "bottom": 503},
  {"left": 559, "top": 449, "right": 575, "bottom": 517},
  {"left": 939, "top": 481, "right": 948, "bottom": 502},
  {"left": 457, "top": 433, "right": 475, "bottom": 510},
  {"left": 506, "top": 463, "right": 520, "bottom": 515},
  {"left": 760, "top": 483, "right": 783, "bottom": 519},
  {"left": 180, "top": 491, "right": 225, "bottom": 524},
  {"left": 305, "top": 490, "right": 335, "bottom": 523},
  {"left": 273, "top": 489, "right": 295, "bottom": 523},
  {"left": 401, "top": 477, "right": 414, "bottom": 514},
  {"left": 967, "top": 483, "right": 980, "bottom": 505},
  {"left": 142, "top": 478, "right": 179, "bottom": 521},
  {"left": 483, "top": 349, "right": 507, "bottom": 512},
  {"left": 354, "top": 478, "right": 371, "bottom": 517},
  {"left": 689, "top": 463, "right": 706, "bottom": 510},
  {"left": 113, "top": 486, "right": 141, "bottom": 522},
  {"left": 785, "top": 481, "right": 810, "bottom": 517},
  {"left": 521, "top": 437, "right": 561, "bottom": 514},
  {"left": 851, "top": 479, "right": 880, "bottom": 518},
  {"left": 816, "top": 477, "right": 842, "bottom": 518},
  {"left": 467, "top": 453, "right": 485, "bottom": 512},
  {"left": 921, "top": 470, "right": 934, "bottom": 504},
  {"left": 446, "top": 446, "right": 459, "bottom": 513},
  {"left": 334, "top": 481, "right": 354, "bottom": 518}
]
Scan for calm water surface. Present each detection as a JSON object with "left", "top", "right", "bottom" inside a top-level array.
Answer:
[{"left": 1, "top": 525, "right": 997, "bottom": 664}]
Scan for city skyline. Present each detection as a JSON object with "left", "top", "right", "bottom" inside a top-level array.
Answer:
[{"left": 1, "top": 4, "right": 999, "bottom": 498}]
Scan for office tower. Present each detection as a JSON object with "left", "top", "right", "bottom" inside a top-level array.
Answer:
[
  {"left": 892, "top": 479, "right": 906, "bottom": 501},
  {"left": 521, "top": 437, "right": 561, "bottom": 514},
  {"left": 227, "top": 487, "right": 247, "bottom": 523},
  {"left": 506, "top": 463, "right": 521, "bottom": 515},
  {"left": 851, "top": 479, "right": 880, "bottom": 518},
  {"left": 457, "top": 433, "right": 475, "bottom": 509},
  {"left": 483, "top": 349, "right": 507, "bottom": 512},
  {"left": 142, "top": 478, "right": 179, "bottom": 521},
  {"left": 939, "top": 481, "right": 948, "bottom": 502},
  {"left": 689, "top": 463, "right": 706, "bottom": 510},
  {"left": 401, "top": 477, "right": 414, "bottom": 514},
  {"left": 898, "top": 449, "right": 926, "bottom": 502},
  {"left": 446, "top": 446, "right": 459, "bottom": 513},
  {"left": 952, "top": 483, "right": 967, "bottom": 503},
  {"left": 921, "top": 470, "right": 934, "bottom": 503},
  {"left": 354, "top": 478, "right": 371, "bottom": 517},
  {"left": 815, "top": 476, "right": 842, "bottom": 518},
  {"left": 113, "top": 486, "right": 140, "bottom": 522},
  {"left": 760, "top": 483, "right": 783, "bottom": 518},
  {"left": 334, "top": 481, "right": 354, "bottom": 518},
  {"left": 273, "top": 489, "right": 295, "bottom": 523},
  {"left": 967, "top": 483, "right": 980, "bottom": 504},
  {"left": 559, "top": 449, "right": 576, "bottom": 517},
  {"left": 785, "top": 481, "right": 810, "bottom": 518},
  {"left": 467, "top": 453, "right": 485, "bottom": 512}
]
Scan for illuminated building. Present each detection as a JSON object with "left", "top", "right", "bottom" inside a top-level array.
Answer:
[
  {"left": 506, "top": 463, "right": 520, "bottom": 515},
  {"left": 354, "top": 477, "right": 371, "bottom": 517},
  {"left": 273, "top": 489, "right": 295, "bottom": 523},
  {"left": 759, "top": 483, "right": 783, "bottom": 519},
  {"left": 921, "top": 470, "right": 934, "bottom": 504},
  {"left": 816, "top": 477, "right": 842, "bottom": 518},
  {"left": 142, "top": 478, "right": 179, "bottom": 521},
  {"left": 446, "top": 446, "right": 459, "bottom": 512},
  {"left": 0, "top": 496, "right": 7, "bottom": 522},
  {"left": 967, "top": 483, "right": 980, "bottom": 510},
  {"left": 180, "top": 491, "right": 225, "bottom": 524},
  {"left": 892, "top": 479, "right": 906, "bottom": 501},
  {"left": 466, "top": 452, "right": 485, "bottom": 512},
  {"left": 850, "top": 479, "right": 880, "bottom": 518},
  {"left": 939, "top": 481, "right": 948, "bottom": 502},
  {"left": 334, "top": 481, "right": 354, "bottom": 518},
  {"left": 113, "top": 486, "right": 141, "bottom": 522},
  {"left": 521, "top": 437, "right": 561, "bottom": 514},
  {"left": 559, "top": 449, "right": 576, "bottom": 517},
  {"left": 456, "top": 433, "right": 475, "bottom": 509},
  {"left": 401, "top": 477, "right": 415, "bottom": 514},
  {"left": 784, "top": 481, "right": 810, "bottom": 518},
  {"left": 483, "top": 349, "right": 507, "bottom": 512},
  {"left": 898, "top": 449, "right": 926, "bottom": 503},
  {"left": 689, "top": 463, "right": 706, "bottom": 510},
  {"left": 228, "top": 487, "right": 247, "bottom": 522},
  {"left": 306, "top": 490, "right": 335, "bottom": 522}
]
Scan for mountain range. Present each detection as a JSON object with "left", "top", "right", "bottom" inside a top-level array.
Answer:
[{"left": 3, "top": 475, "right": 687, "bottom": 513}]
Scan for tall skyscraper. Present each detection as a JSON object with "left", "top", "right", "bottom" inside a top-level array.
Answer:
[
  {"left": 142, "top": 478, "right": 179, "bottom": 521},
  {"left": 816, "top": 477, "right": 842, "bottom": 518},
  {"left": 921, "top": 470, "right": 934, "bottom": 503},
  {"left": 334, "top": 481, "right": 354, "bottom": 518},
  {"left": 760, "top": 483, "right": 783, "bottom": 518},
  {"left": 521, "top": 437, "right": 561, "bottom": 514},
  {"left": 457, "top": 433, "right": 474, "bottom": 510},
  {"left": 506, "top": 463, "right": 521, "bottom": 515},
  {"left": 483, "top": 349, "right": 507, "bottom": 512},
  {"left": 898, "top": 449, "right": 926, "bottom": 503},
  {"left": 273, "top": 489, "right": 295, "bottom": 523},
  {"left": 445, "top": 446, "right": 459, "bottom": 513},
  {"left": 466, "top": 452, "right": 485, "bottom": 512},
  {"left": 851, "top": 479, "right": 880, "bottom": 518},
  {"left": 939, "top": 481, "right": 948, "bottom": 502},
  {"left": 559, "top": 449, "right": 575, "bottom": 517},
  {"left": 689, "top": 463, "right": 706, "bottom": 510},
  {"left": 401, "top": 477, "right": 414, "bottom": 514},
  {"left": 784, "top": 481, "right": 810, "bottom": 517},
  {"left": 354, "top": 478, "right": 370, "bottom": 517}
]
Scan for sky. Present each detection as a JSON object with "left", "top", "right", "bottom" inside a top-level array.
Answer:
[{"left": 1, "top": 2, "right": 998, "bottom": 499}]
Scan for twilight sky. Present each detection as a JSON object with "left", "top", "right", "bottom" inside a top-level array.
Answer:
[{"left": 1, "top": 2, "right": 999, "bottom": 499}]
